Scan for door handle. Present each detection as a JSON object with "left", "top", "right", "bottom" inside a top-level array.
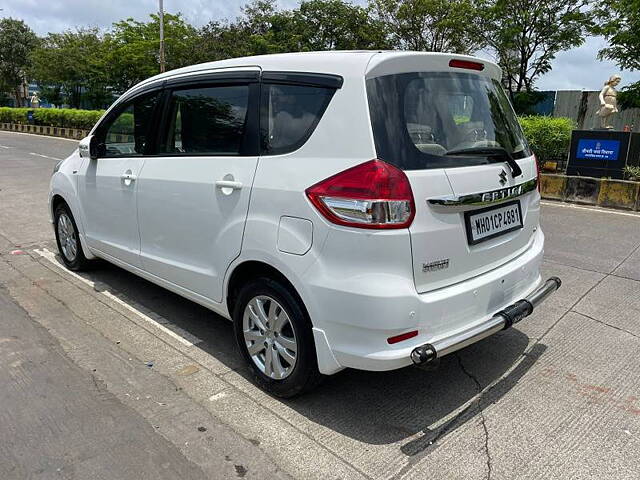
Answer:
[
  {"left": 215, "top": 180, "right": 243, "bottom": 190},
  {"left": 121, "top": 171, "right": 136, "bottom": 187}
]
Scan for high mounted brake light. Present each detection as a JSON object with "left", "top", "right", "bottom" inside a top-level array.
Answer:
[
  {"left": 305, "top": 159, "right": 415, "bottom": 229},
  {"left": 449, "top": 59, "right": 485, "bottom": 71}
]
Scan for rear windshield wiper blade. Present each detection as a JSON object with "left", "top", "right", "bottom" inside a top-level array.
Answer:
[{"left": 445, "top": 147, "right": 523, "bottom": 178}]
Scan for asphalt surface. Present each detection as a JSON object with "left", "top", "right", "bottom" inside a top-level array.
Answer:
[{"left": 1, "top": 130, "right": 639, "bottom": 479}]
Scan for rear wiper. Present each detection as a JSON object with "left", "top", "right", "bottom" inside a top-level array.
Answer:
[{"left": 444, "top": 146, "right": 523, "bottom": 178}]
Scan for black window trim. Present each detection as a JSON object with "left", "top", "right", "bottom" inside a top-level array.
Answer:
[
  {"left": 261, "top": 71, "right": 343, "bottom": 90},
  {"left": 94, "top": 85, "right": 165, "bottom": 159},
  {"left": 165, "top": 70, "right": 260, "bottom": 89}
]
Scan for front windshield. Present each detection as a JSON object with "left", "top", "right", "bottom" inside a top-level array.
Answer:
[{"left": 367, "top": 72, "right": 532, "bottom": 170}]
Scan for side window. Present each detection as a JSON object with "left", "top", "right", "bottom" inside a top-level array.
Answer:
[
  {"left": 260, "top": 83, "right": 335, "bottom": 155},
  {"left": 101, "top": 91, "right": 160, "bottom": 157},
  {"left": 160, "top": 85, "right": 249, "bottom": 155}
]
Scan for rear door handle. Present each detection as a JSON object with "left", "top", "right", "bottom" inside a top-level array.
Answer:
[
  {"left": 215, "top": 180, "right": 243, "bottom": 190},
  {"left": 121, "top": 171, "right": 136, "bottom": 186}
]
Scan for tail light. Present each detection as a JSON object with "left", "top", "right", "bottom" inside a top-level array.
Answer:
[
  {"left": 305, "top": 159, "right": 415, "bottom": 229},
  {"left": 534, "top": 154, "right": 540, "bottom": 192}
]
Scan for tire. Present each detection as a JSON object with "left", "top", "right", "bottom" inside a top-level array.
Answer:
[
  {"left": 54, "top": 202, "right": 90, "bottom": 271},
  {"left": 233, "top": 276, "right": 322, "bottom": 398}
]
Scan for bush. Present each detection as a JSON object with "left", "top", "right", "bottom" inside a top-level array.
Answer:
[
  {"left": 0, "top": 107, "right": 104, "bottom": 130},
  {"left": 519, "top": 115, "right": 575, "bottom": 166},
  {"left": 624, "top": 165, "right": 640, "bottom": 181}
]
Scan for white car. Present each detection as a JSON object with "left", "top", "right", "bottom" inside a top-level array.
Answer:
[{"left": 49, "top": 51, "right": 560, "bottom": 397}]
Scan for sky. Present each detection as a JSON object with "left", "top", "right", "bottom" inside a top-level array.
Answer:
[{"left": 4, "top": 0, "right": 640, "bottom": 91}]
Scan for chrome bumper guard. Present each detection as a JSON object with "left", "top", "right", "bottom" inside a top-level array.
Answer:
[{"left": 410, "top": 277, "right": 562, "bottom": 366}]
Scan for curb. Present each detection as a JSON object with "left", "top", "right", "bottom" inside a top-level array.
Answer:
[
  {"left": 541, "top": 173, "right": 640, "bottom": 211},
  {"left": 0, "top": 123, "right": 89, "bottom": 140}
]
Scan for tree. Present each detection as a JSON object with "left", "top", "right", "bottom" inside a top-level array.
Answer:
[
  {"left": 288, "top": 0, "right": 390, "bottom": 51},
  {"left": 0, "top": 18, "right": 39, "bottom": 106},
  {"left": 370, "top": 0, "right": 481, "bottom": 54},
  {"left": 479, "top": 0, "right": 590, "bottom": 92},
  {"left": 105, "top": 13, "right": 199, "bottom": 92},
  {"left": 591, "top": 0, "right": 640, "bottom": 71},
  {"left": 196, "top": 0, "right": 389, "bottom": 62},
  {"left": 196, "top": 1, "right": 296, "bottom": 61},
  {"left": 30, "top": 28, "right": 111, "bottom": 108},
  {"left": 590, "top": 0, "right": 640, "bottom": 109}
]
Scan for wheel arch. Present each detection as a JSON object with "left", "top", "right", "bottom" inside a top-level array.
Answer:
[
  {"left": 50, "top": 191, "right": 96, "bottom": 260},
  {"left": 51, "top": 193, "right": 67, "bottom": 217},
  {"left": 225, "top": 258, "right": 344, "bottom": 375},
  {"left": 226, "top": 260, "right": 309, "bottom": 322}
]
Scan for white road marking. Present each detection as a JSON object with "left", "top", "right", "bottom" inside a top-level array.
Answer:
[
  {"left": 34, "top": 248, "right": 203, "bottom": 347},
  {"left": 209, "top": 392, "right": 228, "bottom": 401},
  {"left": 29, "top": 152, "right": 63, "bottom": 161},
  {"left": 0, "top": 144, "right": 12, "bottom": 149},
  {"left": 541, "top": 200, "right": 640, "bottom": 218}
]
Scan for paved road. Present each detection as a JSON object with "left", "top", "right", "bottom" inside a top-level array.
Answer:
[{"left": 1, "top": 131, "right": 639, "bottom": 479}]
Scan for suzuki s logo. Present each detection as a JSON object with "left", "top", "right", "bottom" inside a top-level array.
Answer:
[{"left": 498, "top": 169, "right": 508, "bottom": 186}]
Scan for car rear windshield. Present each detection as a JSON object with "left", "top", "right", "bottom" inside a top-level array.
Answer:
[{"left": 366, "top": 72, "right": 532, "bottom": 170}]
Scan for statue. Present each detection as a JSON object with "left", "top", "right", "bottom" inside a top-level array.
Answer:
[
  {"left": 30, "top": 92, "right": 40, "bottom": 108},
  {"left": 596, "top": 75, "right": 621, "bottom": 129}
]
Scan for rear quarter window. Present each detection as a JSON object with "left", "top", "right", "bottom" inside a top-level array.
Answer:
[{"left": 260, "top": 83, "right": 335, "bottom": 155}]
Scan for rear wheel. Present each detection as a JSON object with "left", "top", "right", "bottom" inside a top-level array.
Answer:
[
  {"left": 54, "top": 203, "right": 90, "bottom": 271},
  {"left": 233, "top": 277, "right": 322, "bottom": 397}
]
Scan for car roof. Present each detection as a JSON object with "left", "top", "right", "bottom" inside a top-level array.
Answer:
[{"left": 135, "top": 50, "right": 502, "bottom": 90}]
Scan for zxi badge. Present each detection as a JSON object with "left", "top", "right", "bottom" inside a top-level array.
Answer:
[{"left": 498, "top": 169, "right": 508, "bottom": 186}]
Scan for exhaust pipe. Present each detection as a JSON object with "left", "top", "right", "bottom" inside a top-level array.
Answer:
[{"left": 411, "top": 277, "right": 561, "bottom": 366}]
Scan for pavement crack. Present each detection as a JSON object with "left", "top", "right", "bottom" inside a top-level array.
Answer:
[
  {"left": 572, "top": 310, "right": 640, "bottom": 340},
  {"left": 456, "top": 354, "right": 493, "bottom": 480}
]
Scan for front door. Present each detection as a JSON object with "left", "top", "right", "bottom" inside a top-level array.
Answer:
[
  {"left": 78, "top": 90, "right": 161, "bottom": 267},
  {"left": 136, "top": 78, "right": 259, "bottom": 303}
]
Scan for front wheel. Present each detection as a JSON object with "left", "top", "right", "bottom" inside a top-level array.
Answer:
[
  {"left": 233, "top": 277, "right": 322, "bottom": 397},
  {"left": 54, "top": 203, "right": 90, "bottom": 271}
]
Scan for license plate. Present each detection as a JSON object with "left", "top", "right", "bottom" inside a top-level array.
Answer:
[{"left": 464, "top": 200, "right": 523, "bottom": 245}]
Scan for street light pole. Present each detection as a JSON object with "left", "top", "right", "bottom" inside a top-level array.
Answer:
[{"left": 159, "top": 0, "right": 165, "bottom": 73}]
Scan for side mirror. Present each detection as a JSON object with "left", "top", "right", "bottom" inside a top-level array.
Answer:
[{"left": 79, "top": 135, "right": 102, "bottom": 160}]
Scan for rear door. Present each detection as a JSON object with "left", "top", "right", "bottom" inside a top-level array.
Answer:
[
  {"left": 136, "top": 70, "right": 260, "bottom": 303},
  {"left": 367, "top": 64, "right": 539, "bottom": 293}
]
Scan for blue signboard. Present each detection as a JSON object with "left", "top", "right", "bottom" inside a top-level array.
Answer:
[{"left": 576, "top": 139, "right": 621, "bottom": 161}]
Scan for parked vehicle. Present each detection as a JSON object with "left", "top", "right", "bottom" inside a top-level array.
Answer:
[{"left": 49, "top": 51, "right": 560, "bottom": 397}]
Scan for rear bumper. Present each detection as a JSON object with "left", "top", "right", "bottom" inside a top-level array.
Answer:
[
  {"left": 310, "top": 229, "right": 549, "bottom": 373},
  {"left": 411, "top": 276, "right": 560, "bottom": 365}
]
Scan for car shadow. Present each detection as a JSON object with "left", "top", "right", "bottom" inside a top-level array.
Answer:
[{"left": 61, "top": 255, "right": 544, "bottom": 452}]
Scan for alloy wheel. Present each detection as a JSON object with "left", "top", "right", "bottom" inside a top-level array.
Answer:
[
  {"left": 57, "top": 212, "right": 78, "bottom": 262},
  {"left": 243, "top": 295, "right": 298, "bottom": 380}
]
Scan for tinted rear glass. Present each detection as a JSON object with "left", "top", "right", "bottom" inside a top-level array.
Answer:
[
  {"left": 367, "top": 72, "right": 531, "bottom": 170},
  {"left": 260, "top": 83, "right": 335, "bottom": 155}
]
